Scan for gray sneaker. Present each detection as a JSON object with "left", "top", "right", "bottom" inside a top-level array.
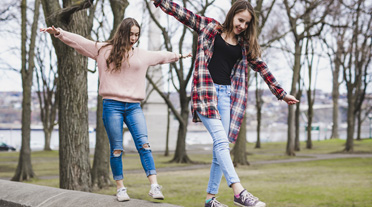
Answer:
[
  {"left": 205, "top": 197, "right": 228, "bottom": 207},
  {"left": 149, "top": 185, "right": 164, "bottom": 200},
  {"left": 116, "top": 187, "right": 130, "bottom": 201},
  {"left": 233, "top": 190, "right": 265, "bottom": 207}
]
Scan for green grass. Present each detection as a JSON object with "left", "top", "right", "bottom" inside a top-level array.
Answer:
[{"left": 0, "top": 138, "right": 371, "bottom": 207}]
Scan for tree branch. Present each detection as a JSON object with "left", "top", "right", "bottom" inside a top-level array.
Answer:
[
  {"left": 146, "top": 73, "right": 185, "bottom": 125},
  {"left": 58, "top": 0, "right": 94, "bottom": 25}
]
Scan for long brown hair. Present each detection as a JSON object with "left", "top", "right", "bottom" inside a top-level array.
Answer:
[
  {"left": 100, "top": 18, "right": 141, "bottom": 72},
  {"left": 222, "top": 0, "right": 261, "bottom": 59}
]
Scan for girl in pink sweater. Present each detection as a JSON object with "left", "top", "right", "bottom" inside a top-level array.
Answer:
[{"left": 41, "top": 17, "right": 190, "bottom": 202}]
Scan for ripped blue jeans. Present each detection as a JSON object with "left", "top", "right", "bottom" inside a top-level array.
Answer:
[{"left": 102, "top": 99, "right": 156, "bottom": 180}]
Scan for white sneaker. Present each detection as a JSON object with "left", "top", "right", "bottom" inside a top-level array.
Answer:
[
  {"left": 117, "top": 187, "right": 130, "bottom": 201},
  {"left": 254, "top": 201, "right": 266, "bottom": 207},
  {"left": 149, "top": 185, "right": 164, "bottom": 200}
]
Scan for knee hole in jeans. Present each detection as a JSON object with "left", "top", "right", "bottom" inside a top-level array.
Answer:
[
  {"left": 142, "top": 143, "right": 151, "bottom": 150},
  {"left": 113, "top": 150, "right": 122, "bottom": 157}
]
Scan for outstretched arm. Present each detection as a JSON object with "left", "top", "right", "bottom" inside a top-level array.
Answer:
[
  {"left": 142, "top": 49, "right": 192, "bottom": 66},
  {"left": 248, "top": 58, "right": 288, "bottom": 100},
  {"left": 40, "top": 26, "right": 100, "bottom": 60},
  {"left": 249, "top": 58, "right": 299, "bottom": 105},
  {"left": 149, "top": 0, "right": 215, "bottom": 33}
]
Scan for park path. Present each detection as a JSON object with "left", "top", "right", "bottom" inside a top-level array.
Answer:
[
  {"left": 2, "top": 152, "right": 368, "bottom": 180},
  {"left": 123, "top": 152, "right": 372, "bottom": 174},
  {"left": 30, "top": 153, "right": 372, "bottom": 179}
]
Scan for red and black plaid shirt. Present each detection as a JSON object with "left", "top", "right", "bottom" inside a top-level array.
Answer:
[{"left": 154, "top": 0, "right": 287, "bottom": 143}]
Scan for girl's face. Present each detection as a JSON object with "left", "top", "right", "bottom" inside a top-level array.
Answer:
[
  {"left": 232, "top": 10, "right": 252, "bottom": 35},
  {"left": 130, "top": 26, "right": 140, "bottom": 46}
]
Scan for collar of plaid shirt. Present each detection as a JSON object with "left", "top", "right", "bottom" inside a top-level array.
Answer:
[{"left": 191, "top": 22, "right": 250, "bottom": 143}]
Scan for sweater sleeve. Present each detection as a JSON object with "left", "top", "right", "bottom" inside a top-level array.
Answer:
[
  {"left": 54, "top": 29, "right": 101, "bottom": 60},
  {"left": 140, "top": 49, "right": 180, "bottom": 66},
  {"left": 153, "top": 0, "right": 215, "bottom": 33},
  {"left": 248, "top": 58, "right": 287, "bottom": 100}
]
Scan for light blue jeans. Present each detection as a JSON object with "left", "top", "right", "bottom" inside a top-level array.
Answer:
[
  {"left": 197, "top": 83, "right": 240, "bottom": 195},
  {"left": 102, "top": 99, "right": 156, "bottom": 180}
]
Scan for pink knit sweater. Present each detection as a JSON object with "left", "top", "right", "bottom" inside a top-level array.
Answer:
[{"left": 55, "top": 29, "right": 179, "bottom": 103}]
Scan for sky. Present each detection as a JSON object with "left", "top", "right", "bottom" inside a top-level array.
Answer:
[{"left": 0, "top": 0, "right": 355, "bottom": 95}]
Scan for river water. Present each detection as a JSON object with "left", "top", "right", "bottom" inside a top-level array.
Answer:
[{"left": 0, "top": 125, "right": 368, "bottom": 151}]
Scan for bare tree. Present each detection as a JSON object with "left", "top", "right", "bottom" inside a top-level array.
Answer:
[
  {"left": 321, "top": 0, "right": 345, "bottom": 139},
  {"left": 304, "top": 36, "right": 319, "bottom": 149},
  {"left": 341, "top": 0, "right": 371, "bottom": 152},
  {"left": 294, "top": 80, "right": 302, "bottom": 151},
  {"left": 0, "top": 2, "right": 17, "bottom": 21},
  {"left": 12, "top": 0, "right": 40, "bottom": 182},
  {"left": 40, "top": 0, "right": 96, "bottom": 191},
  {"left": 283, "top": 0, "right": 331, "bottom": 155},
  {"left": 34, "top": 37, "right": 58, "bottom": 151}
]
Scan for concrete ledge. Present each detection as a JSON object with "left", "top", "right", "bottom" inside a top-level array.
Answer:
[{"left": 0, "top": 180, "right": 181, "bottom": 207}]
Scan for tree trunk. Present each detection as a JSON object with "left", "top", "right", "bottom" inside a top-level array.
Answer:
[
  {"left": 255, "top": 108, "right": 261, "bottom": 149},
  {"left": 58, "top": 36, "right": 91, "bottom": 191},
  {"left": 12, "top": 0, "right": 40, "bottom": 181},
  {"left": 165, "top": 106, "right": 170, "bottom": 156},
  {"left": 286, "top": 42, "right": 301, "bottom": 156},
  {"left": 43, "top": 130, "right": 52, "bottom": 151},
  {"left": 344, "top": 93, "right": 355, "bottom": 152},
  {"left": 294, "top": 82, "right": 302, "bottom": 151},
  {"left": 306, "top": 100, "right": 313, "bottom": 149},
  {"left": 58, "top": 16, "right": 91, "bottom": 190},
  {"left": 356, "top": 111, "right": 362, "bottom": 141},
  {"left": 41, "top": 0, "right": 95, "bottom": 191},
  {"left": 12, "top": 78, "right": 35, "bottom": 181},
  {"left": 330, "top": 58, "right": 340, "bottom": 139},
  {"left": 170, "top": 90, "right": 191, "bottom": 163},
  {"left": 286, "top": 106, "right": 296, "bottom": 156},
  {"left": 255, "top": 73, "right": 262, "bottom": 149},
  {"left": 233, "top": 115, "right": 249, "bottom": 166},
  {"left": 91, "top": 94, "right": 112, "bottom": 189}
]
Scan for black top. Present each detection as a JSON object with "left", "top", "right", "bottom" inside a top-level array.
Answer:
[{"left": 208, "top": 34, "right": 242, "bottom": 85}]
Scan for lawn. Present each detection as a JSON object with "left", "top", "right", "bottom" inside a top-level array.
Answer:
[{"left": 0, "top": 139, "right": 371, "bottom": 207}]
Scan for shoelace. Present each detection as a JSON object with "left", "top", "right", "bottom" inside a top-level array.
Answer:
[
  {"left": 240, "top": 191, "right": 258, "bottom": 205},
  {"left": 117, "top": 188, "right": 127, "bottom": 193},
  {"left": 153, "top": 185, "right": 162, "bottom": 194},
  {"left": 210, "top": 198, "right": 227, "bottom": 207}
]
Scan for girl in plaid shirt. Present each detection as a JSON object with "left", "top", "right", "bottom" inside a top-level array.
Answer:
[{"left": 151, "top": 0, "right": 299, "bottom": 206}]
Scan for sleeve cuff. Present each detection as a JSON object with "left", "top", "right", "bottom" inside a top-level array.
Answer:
[
  {"left": 153, "top": 0, "right": 162, "bottom": 7},
  {"left": 54, "top": 28, "right": 63, "bottom": 38},
  {"left": 278, "top": 91, "right": 287, "bottom": 100}
]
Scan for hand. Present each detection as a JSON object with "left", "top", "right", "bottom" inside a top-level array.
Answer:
[
  {"left": 180, "top": 52, "right": 192, "bottom": 59},
  {"left": 283, "top": 94, "right": 299, "bottom": 105},
  {"left": 40, "top": 25, "right": 60, "bottom": 35}
]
